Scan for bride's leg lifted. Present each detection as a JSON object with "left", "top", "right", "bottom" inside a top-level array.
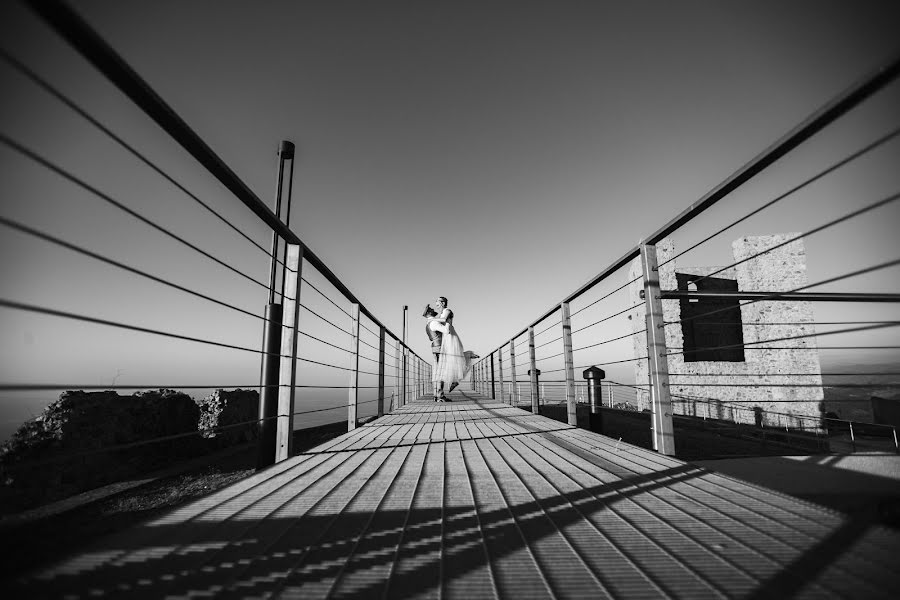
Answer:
[{"left": 447, "top": 381, "right": 459, "bottom": 394}]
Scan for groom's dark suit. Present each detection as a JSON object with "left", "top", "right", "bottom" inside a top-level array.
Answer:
[{"left": 423, "top": 305, "right": 442, "bottom": 360}]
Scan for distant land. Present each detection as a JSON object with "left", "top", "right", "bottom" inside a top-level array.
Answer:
[
  {"left": 822, "top": 362, "right": 900, "bottom": 422},
  {"left": 2, "top": 361, "right": 897, "bottom": 445}
]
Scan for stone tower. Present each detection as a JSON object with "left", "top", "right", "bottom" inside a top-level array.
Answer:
[{"left": 628, "top": 234, "right": 824, "bottom": 427}]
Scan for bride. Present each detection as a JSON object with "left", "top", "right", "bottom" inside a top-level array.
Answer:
[{"left": 425, "top": 296, "right": 474, "bottom": 402}]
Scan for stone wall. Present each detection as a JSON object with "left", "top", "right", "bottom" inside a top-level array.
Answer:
[{"left": 628, "top": 235, "right": 824, "bottom": 427}]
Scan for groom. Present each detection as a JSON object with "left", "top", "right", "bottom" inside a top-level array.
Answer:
[{"left": 423, "top": 302, "right": 445, "bottom": 399}]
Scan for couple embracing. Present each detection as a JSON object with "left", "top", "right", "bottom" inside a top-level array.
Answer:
[{"left": 423, "top": 296, "right": 476, "bottom": 402}]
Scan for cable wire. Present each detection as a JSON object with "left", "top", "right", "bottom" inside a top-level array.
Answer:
[
  {"left": 534, "top": 335, "right": 563, "bottom": 351},
  {"left": 663, "top": 321, "right": 900, "bottom": 357},
  {"left": 0, "top": 215, "right": 264, "bottom": 323},
  {"left": 0, "top": 383, "right": 260, "bottom": 391},
  {"left": 0, "top": 133, "right": 272, "bottom": 290},
  {"left": 571, "top": 303, "right": 644, "bottom": 335},
  {"left": 659, "top": 125, "right": 900, "bottom": 269},
  {"left": 0, "top": 297, "right": 268, "bottom": 355},
  {"left": 298, "top": 330, "right": 353, "bottom": 355},
  {"left": 299, "top": 276, "right": 352, "bottom": 318},
  {"left": 569, "top": 274, "right": 643, "bottom": 319},
  {"left": 533, "top": 318, "right": 562, "bottom": 338},
  {"left": 295, "top": 355, "right": 382, "bottom": 377},
  {"left": 300, "top": 303, "right": 352, "bottom": 336},
  {"left": 572, "top": 329, "right": 647, "bottom": 352},
  {"left": 0, "top": 48, "right": 287, "bottom": 270},
  {"left": 688, "top": 190, "right": 900, "bottom": 287},
  {"left": 669, "top": 256, "right": 900, "bottom": 327}
]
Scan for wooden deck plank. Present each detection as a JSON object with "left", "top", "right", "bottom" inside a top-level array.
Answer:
[{"left": 11, "top": 391, "right": 900, "bottom": 599}]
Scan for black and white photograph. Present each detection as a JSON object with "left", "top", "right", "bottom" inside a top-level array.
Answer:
[{"left": 1, "top": 0, "right": 899, "bottom": 597}]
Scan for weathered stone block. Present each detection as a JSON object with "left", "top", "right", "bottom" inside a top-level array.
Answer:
[{"left": 628, "top": 235, "right": 824, "bottom": 428}]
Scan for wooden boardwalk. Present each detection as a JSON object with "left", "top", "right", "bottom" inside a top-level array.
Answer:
[{"left": 14, "top": 392, "right": 900, "bottom": 599}]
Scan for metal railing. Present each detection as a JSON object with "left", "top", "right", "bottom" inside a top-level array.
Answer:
[
  {"left": 0, "top": 0, "right": 431, "bottom": 509},
  {"left": 473, "top": 50, "right": 900, "bottom": 457}
]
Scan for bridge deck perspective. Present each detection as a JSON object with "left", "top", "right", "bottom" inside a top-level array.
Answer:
[{"left": 16, "top": 392, "right": 900, "bottom": 599}]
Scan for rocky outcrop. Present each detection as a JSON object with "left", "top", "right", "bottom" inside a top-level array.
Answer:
[
  {"left": 196, "top": 389, "right": 259, "bottom": 447},
  {"left": 0, "top": 388, "right": 256, "bottom": 513}
]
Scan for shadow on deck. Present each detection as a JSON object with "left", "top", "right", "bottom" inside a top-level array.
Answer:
[{"left": 9, "top": 392, "right": 900, "bottom": 599}]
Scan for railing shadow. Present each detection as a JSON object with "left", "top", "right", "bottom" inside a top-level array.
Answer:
[{"left": 8, "top": 447, "right": 894, "bottom": 598}]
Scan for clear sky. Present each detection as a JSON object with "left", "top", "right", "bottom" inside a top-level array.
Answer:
[{"left": 1, "top": 1, "right": 899, "bottom": 436}]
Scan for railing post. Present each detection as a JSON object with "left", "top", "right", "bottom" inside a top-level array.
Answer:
[
  {"left": 257, "top": 141, "right": 293, "bottom": 470},
  {"left": 480, "top": 361, "right": 485, "bottom": 395},
  {"left": 498, "top": 346, "right": 506, "bottom": 404},
  {"left": 393, "top": 339, "right": 400, "bottom": 411},
  {"left": 348, "top": 303, "right": 360, "bottom": 430},
  {"left": 561, "top": 302, "right": 577, "bottom": 426},
  {"left": 640, "top": 243, "right": 676, "bottom": 455},
  {"left": 377, "top": 326, "right": 386, "bottom": 417},
  {"left": 490, "top": 352, "right": 496, "bottom": 399},
  {"left": 478, "top": 359, "right": 487, "bottom": 394},
  {"left": 509, "top": 338, "right": 518, "bottom": 406},
  {"left": 257, "top": 304, "right": 282, "bottom": 469},
  {"left": 401, "top": 305, "right": 407, "bottom": 406},
  {"left": 528, "top": 325, "right": 539, "bottom": 414},
  {"left": 275, "top": 244, "right": 303, "bottom": 462}
]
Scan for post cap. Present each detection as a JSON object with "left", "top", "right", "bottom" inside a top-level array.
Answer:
[
  {"left": 279, "top": 141, "right": 295, "bottom": 159},
  {"left": 528, "top": 369, "right": 541, "bottom": 376},
  {"left": 582, "top": 366, "right": 606, "bottom": 380}
]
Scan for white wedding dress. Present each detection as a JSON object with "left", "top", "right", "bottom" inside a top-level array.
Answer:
[{"left": 431, "top": 310, "right": 473, "bottom": 385}]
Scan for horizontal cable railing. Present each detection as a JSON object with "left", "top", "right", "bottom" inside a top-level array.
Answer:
[
  {"left": 0, "top": 1, "right": 431, "bottom": 512},
  {"left": 472, "top": 49, "right": 900, "bottom": 458}
]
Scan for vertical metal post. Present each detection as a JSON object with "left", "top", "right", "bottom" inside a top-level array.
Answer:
[
  {"left": 561, "top": 302, "right": 576, "bottom": 426},
  {"left": 275, "top": 244, "right": 303, "bottom": 462},
  {"left": 257, "top": 304, "right": 282, "bottom": 469},
  {"left": 401, "top": 306, "right": 408, "bottom": 406},
  {"left": 257, "top": 141, "right": 293, "bottom": 470},
  {"left": 267, "top": 142, "right": 292, "bottom": 304},
  {"left": 509, "top": 338, "right": 518, "bottom": 406},
  {"left": 348, "top": 303, "right": 360, "bottom": 430},
  {"left": 377, "top": 326, "right": 386, "bottom": 417},
  {"left": 498, "top": 346, "right": 506, "bottom": 404},
  {"left": 394, "top": 339, "right": 400, "bottom": 411},
  {"left": 476, "top": 361, "right": 481, "bottom": 394},
  {"left": 528, "top": 326, "right": 538, "bottom": 414},
  {"left": 641, "top": 243, "right": 676, "bottom": 455},
  {"left": 490, "top": 352, "right": 496, "bottom": 399},
  {"left": 478, "top": 359, "right": 487, "bottom": 396},
  {"left": 476, "top": 361, "right": 480, "bottom": 394}
]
